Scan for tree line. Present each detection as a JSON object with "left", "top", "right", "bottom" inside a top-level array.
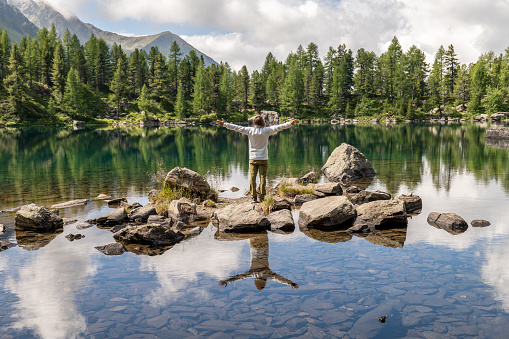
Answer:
[{"left": 1, "top": 25, "right": 509, "bottom": 124}]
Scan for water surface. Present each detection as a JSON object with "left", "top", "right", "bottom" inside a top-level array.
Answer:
[{"left": 1, "top": 123, "right": 509, "bottom": 338}]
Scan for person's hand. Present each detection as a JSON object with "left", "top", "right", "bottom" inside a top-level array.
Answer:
[
  {"left": 219, "top": 281, "right": 228, "bottom": 287},
  {"left": 216, "top": 118, "right": 225, "bottom": 126},
  {"left": 290, "top": 119, "right": 299, "bottom": 125},
  {"left": 291, "top": 283, "right": 299, "bottom": 290}
]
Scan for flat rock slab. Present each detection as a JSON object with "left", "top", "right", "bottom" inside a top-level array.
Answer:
[
  {"left": 313, "top": 182, "right": 343, "bottom": 195},
  {"left": 211, "top": 202, "right": 269, "bottom": 232},
  {"left": 97, "top": 207, "right": 127, "bottom": 226},
  {"left": 15, "top": 204, "right": 63, "bottom": 231},
  {"left": 95, "top": 243, "right": 126, "bottom": 255},
  {"left": 427, "top": 212, "right": 468, "bottom": 234},
  {"left": 267, "top": 209, "right": 295, "bottom": 232},
  {"left": 128, "top": 205, "right": 157, "bottom": 222},
  {"left": 113, "top": 224, "right": 184, "bottom": 246},
  {"left": 349, "top": 199, "right": 407, "bottom": 233},
  {"left": 298, "top": 196, "right": 356, "bottom": 229},
  {"left": 321, "top": 143, "right": 376, "bottom": 182},
  {"left": 350, "top": 190, "right": 391, "bottom": 206},
  {"left": 50, "top": 199, "right": 89, "bottom": 209}
]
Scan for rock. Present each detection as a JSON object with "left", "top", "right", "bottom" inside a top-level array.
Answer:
[
  {"left": 231, "top": 187, "right": 240, "bottom": 192},
  {"left": 168, "top": 198, "right": 197, "bottom": 224},
  {"left": 211, "top": 202, "right": 270, "bottom": 232},
  {"left": 486, "top": 126, "right": 509, "bottom": 140},
  {"left": 427, "top": 212, "right": 468, "bottom": 235},
  {"left": 65, "top": 233, "right": 84, "bottom": 241},
  {"left": 344, "top": 186, "right": 361, "bottom": 194},
  {"left": 350, "top": 190, "right": 391, "bottom": 206},
  {"left": 298, "top": 196, "right": 356, "bottom": 229},
  {"left": 471, "top": 219, "right": 491, "bottom": 227},
  {"left": 294, "top": 194, "right": 318, "bottom": 205},
  {"left": 313, "top": 182, "right": 343, "bottom": 195},
  {"left": 188, "top": 227, "right": 202, "bottom": 234},
  {"left": 95, "top": 243, "right": 126, "bottom": 255},
  {"left": 110, "top": 225, "right": 128, "bottom": 233},
  {"left": 271, "top": 199, "right": 292, "bottom": 212},
  {"left": 354, "top": 228, "right": 407, "bottom": 248},
  {"left": 128, "top": 205, "right": 157, "bottom": 222},
  {"left": 108, "top": 198, "right": 127, "bottom": 207},
  {"left": 490, "top": 112, "right": 508, "bottom": 121},
  {"left": 147, "top": 215, "right": 172, "bottom": 226},
  {"left": 248, "top": 110, "right": 279, "bottom": 126},
  {"left": 348, "top": 199, "right": 407, "bottom": 233},
  {"left": 164, "top": 167, "right": 210, "bottom": 195},
  {"left": 172, "top": 221, "right": 186, "bottom": 232},
  {"left": 267, "top": 209, "right": 295, "bottom": 232},
  {"left": 0, "top": 241, "right": 17, "bottom": 252},
  {"left": 148, "top": 189, "right": 160, "bottom": 202},
  {"left": 299, "top": 171, "right": 318, "bottom": 184},
  {"left": 50, "top": 199, "right": 89, "bottom": 209},
  {"left": 113, "top": 224, "right": 184, "bottom": 246},
  {"left": 15, "top": 228, "right": 62, "bottom": 250},
  {"left": 0, "top": 224, "right": 4, "bottom": 232},
  {"left": 93, "top": 194, "right": 112, "bottom": 200},
  {"left": 96, "top": 207, "right": 127, "bottom": 226},
  {"left": 300, "top": 227, "right": 352, "bottom": 243},
  {"left": 76, "top": 222, "right": 94, "bottom": 230},
  {"left": 15, "top": 204, "right": 64, "bottom": 231},
  {"left": 62, "top": 218, "right": 78, "bottom": 225},
  {"left": 397, "top": 193, "right": 422, "bottom": 213},
  {"left": 321, "top": 143, "right": 376, "bottom": 182},
  {"left": 128, "top": 202, "right": 143, "bottom": 210}
]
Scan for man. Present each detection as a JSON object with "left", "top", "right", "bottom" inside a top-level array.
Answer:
[{"left": 216, "top": 115, "right": 298, "bottom": 202}]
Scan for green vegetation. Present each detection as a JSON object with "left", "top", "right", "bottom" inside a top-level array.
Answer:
[
  {"left": 278, "top": 180, "right": 315, "bottom": 198},
  {"left": 1, "top": 25, "right": 509, "bottom": 125},
  {"left": 261, "top": 194, "right": 276, "bottom": 215}
]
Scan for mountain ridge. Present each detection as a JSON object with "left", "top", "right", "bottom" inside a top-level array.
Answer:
[
  {"left": 5, "top": 0, "right": 217, "bottom": 65},
  {"left": 0, "top": 0, "right": 38, "bottom": 41}
]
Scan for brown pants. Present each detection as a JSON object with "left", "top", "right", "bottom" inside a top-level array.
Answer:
[{"left": 249, "top": 159, "right": 268, "bottom": 199}]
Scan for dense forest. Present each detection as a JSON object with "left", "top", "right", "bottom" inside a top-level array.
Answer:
[{"left": 1, "top": 24, "right": 509, "bottom": 125}]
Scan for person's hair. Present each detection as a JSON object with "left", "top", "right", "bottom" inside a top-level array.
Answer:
[{"left": 253, "top": 115, "right": 265, "bottom": 127}]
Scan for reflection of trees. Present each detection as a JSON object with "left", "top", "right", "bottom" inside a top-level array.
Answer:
[
  {"left": 215, "top": 231, "right": 298, "bottom": 290},
  {"left": 1, "top": 123, "right": 508, "bottom": 209}
]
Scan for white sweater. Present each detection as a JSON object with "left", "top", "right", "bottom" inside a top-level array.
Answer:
[{"left": 224, "top": 121, "right": 293, "bottom": 160}]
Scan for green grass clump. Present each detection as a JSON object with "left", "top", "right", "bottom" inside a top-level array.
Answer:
[{"left": 278, "top": 181, "right": 314, "bottom": 198}]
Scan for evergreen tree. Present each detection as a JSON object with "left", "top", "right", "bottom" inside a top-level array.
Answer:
[
  {"left": 428, "top": 45, "right": 446, "bottom": 114},
  {"left": 236, "top": 65, "right": 250, "bottom": 109},
  {"left": 328, "top": 49, "right": 354, "bottom": 114},
  {"left": 217, "top": 63, "right": 233, "bottom": 116},
  {"left": 249, "top": 70, "right": 264, "bottom": 111},
  {"left": 149, "top": 52, "right": 169, "bottom": 101},
  {"left": 0, "top": 28, "right": 11, "bottom": 81},
  {"left": 4, "top": 43, "right": 27, "bottom": 115},
  {"left": 51, "top": 42, "right": 66, "bottom": 95},
  {"left": 138, "top": 84, "right": 151, "bottom": 112},
  {"left": 192, "top": 61, "right": 211, "bottom": 114},
  {"left": 63, "top": 68, "right": 83, "bottom": 115},
  {"left": 453, "top": 64, "right": 470, "bottom": 106},
  {"left": 469, "top": 61, "right": 488, "bottom": 114},
  {"left": 281, "top": 57, "right": 304, "bottom": 115},
  {"left": 354, "top": 48, "right": 377, "bottom": 98},
  {"left": 175, "top": 80, "right": 187, "bottom": 120},
  {"left": 444, "top": 44, "right": 459, "bottom": 100},
  {"left": 110, "top": 58, "right": 127, "bottom": 113},
  {"left": 168, "top": 41, "right": 182, "bottom": 96}
]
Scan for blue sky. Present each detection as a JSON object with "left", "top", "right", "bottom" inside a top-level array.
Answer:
[{"left": 44, "top": 0, "right": 509, "bottom": 71}]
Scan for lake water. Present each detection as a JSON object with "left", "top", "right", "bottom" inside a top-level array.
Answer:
[{"left": 1, "top": 122, "right": 509, "bottom": 338}]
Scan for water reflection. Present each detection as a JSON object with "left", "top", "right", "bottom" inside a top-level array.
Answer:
[
  {"left": 215, "top": 231, "right": 298, "bottom": 290},
  {"left": 352, "top": 228, "right": 407, "bottom": 248},
  {"left": 482, "top": 239, "right": 509, "bottom": 312},
  {"left": 15, "top": 228, "right": 63, "bottom": 250}
]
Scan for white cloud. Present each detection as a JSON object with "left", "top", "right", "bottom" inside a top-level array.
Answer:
[{"left": 42, "top": 0, "right": 509, "bottom": 70}]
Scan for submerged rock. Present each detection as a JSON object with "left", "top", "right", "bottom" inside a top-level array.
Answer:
[
  {"left": 321, "top": 143, "right": 376, "bottom": 182},
  {"left": 76, "top": 222, "right": 95, "bottom": 230},
  {"left": 65, "top": 233, "right": 84, "bottom": 241},
  {"left": 15, "top": 228, "right": 63, "bottom": 250},
  {"left": 50, "top": 199, "right": 89, "bottom": 209},
  {"left": 211, "top": 202, "right": 269, "bottom": 232},
  {"left": 164, "top": 167, "right": 210, "bottom": 195},
  {"left": 348, "top": 199, "right": 407, "bottom": 233},
  {"left": 267, "top": 209, "right": 295, "bottom": 232},
  {"left": 298, "top": 196, "right": 356, "bottom": 229},
  {"left": 95, "top": 243, "right": 126, "bottom": 255},
  {"left": 146, "top": 215, "right": 172, "bottom": 226},
  {"left": 427, "top": 212, "right": 468, "bottom": 235},
  {"left": 15, "top": 204, "right": 64, "bottom": 231},
  {"left": 113, "top": 224, "right": 184, "bottom": 246}
]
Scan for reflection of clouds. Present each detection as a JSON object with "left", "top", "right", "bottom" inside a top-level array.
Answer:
[
  {"left": 140, "top": 227, "right": 244, "bottom": 306},
  {"left": 4, "top": 235, "right": 101, "bottom": 339},
  {"left": 482, "top": 239, "right": 509, "bottom": 312}
]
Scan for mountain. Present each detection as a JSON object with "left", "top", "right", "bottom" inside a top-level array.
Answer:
[
  {"left": 0, "top": 0, "right": 38, "bottom": 42},
  {"left": 6, "top": 0, "right": 217, "bottom": 65}
]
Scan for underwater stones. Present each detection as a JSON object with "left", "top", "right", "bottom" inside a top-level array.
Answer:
[
  {"left": 298, "top": 196, "right": 356, "bottom": 229},
  {"left": 427, "top": 212, "right": 468, "bottom": 235},
  {"left": 14, "top": 204, "right": 63, "bottom": 231},
  {"left": 321, "top": 143, "right": 376, "bottom": 182},
  {"left": 211, "top": 202, "right": 269, "bottom": 232}
]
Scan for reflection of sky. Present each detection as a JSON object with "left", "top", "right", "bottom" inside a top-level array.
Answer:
[
  {"left": 139, "top": 226, "right": 245, "bottom": 306},
  {"left": 482, "top": 238, "right": 509, "bottom": 312}
]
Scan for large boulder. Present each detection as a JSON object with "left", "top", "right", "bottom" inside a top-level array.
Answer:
[
  {"left": 211, "top": 202, "right": 270, "bottom": 232},
  {"left": 168, "top": 198, "right": 197, "bottom": 224},
  {"left": 321, "top": 143, "right": 376, "bottom": 182},
  {"left": 267, "top": 209, "right": 295, "bottom": 232},
  {"left": 164, "top": 167, "right": 210, "bottom": 195},
  {"left": 349, "top": 190, "right": 391, "bottom": 206},
  {"left": 427, "top": 212, "right": 468, "bottom": 235},
  {"left": 97, "top": 207, "right": 127, "bottom": 226},
  {"left": 128, "top": 205, "right": 157, "bottom": 222},
  {"left": 490, "top": 112, "right": 508, "bottom": 121},
  {"left": 298, "top": 196, "right": 356, "bottom": 229},
  {"left": 397, "top": 193, "right": 422, "bottom": 213},
  {"left": 15, "top": 204, "right": 63, "bottom": 231},
  {"left": 113, "top": 224, "right": 184, "bottom": 246},
  {"left": 348, "top": 199, "right": 407, "bottom": 233}
]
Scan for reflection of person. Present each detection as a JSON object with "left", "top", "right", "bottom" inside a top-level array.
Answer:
[
  {"left": 219, "top": 233, "right": 298, "bottom": 290},
  {"left": 216, "top": 116, "right": 298, "bottom": 203}
]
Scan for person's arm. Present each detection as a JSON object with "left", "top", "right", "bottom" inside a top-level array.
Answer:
[
  {"left": 267, "top": 118, "right": 299, "bottom": 135},
  {"left": 216, "top": 118, "right": 250, "bottom": 135}
]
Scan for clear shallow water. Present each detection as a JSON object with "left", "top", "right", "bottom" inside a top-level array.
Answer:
[{"left": 1, "top": 123, "right": 509, "bottom": 338}]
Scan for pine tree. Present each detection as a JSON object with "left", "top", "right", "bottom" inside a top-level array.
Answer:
[
  {"left": 51, "top": 42, "right": 66, "bottom": 96},
  {"left": 168, "top": 41, "right": 182, "bottom": 96},
  {"left": 280, "top": 57, "right": 304, "bottom": 115},
  {"left": 469, "top": 61, "right": 488, "bottom": 114},
  {"left": 0, "top": 28, "right": 11, "bottom": 82},
  {"left": 4, "top": 43, "right": 27, "bottom": 115},
  {"left": 217, "top": 63, "right": 233, "bottom": 116},
  {"left": 237, "top": 65, "right": 249, "bottom": 109},
  {"left": 110, "top": 58, "right": 127, "bottom": 113},
  {"left": 444, "top": 44, "right": 459, "bottom": 101},
  {"left": 63, "top": 68, "right": 83, "bottom": 115},
  {"left": 428, "top": 45, "right": 446, "bottom": 115},
  {"left": 249, "top": 70, "right": 264, "bottom": 111},
  {"left": 192, "top": 61, "right": 211, "bottom": 114},
  {"left": 138, "top": 84, "right": 151, "bottom": 113},
  {"left": 175, "top": 80, "right": 187, "bottom": 120}
]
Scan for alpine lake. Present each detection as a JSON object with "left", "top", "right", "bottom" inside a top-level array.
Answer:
[{"left": 1, "top": 121, "right": 509, "bottom": 339}]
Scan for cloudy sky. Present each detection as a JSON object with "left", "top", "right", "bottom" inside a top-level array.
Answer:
[{"left": 44, "top": 0, "right": 509, "bottom": 71}]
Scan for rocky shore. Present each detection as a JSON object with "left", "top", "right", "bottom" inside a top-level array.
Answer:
[{"left": 2, "top": 143, "right": 489, "bottom": 255}]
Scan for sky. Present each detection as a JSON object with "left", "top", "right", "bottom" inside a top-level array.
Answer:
[{"left": 42, "top": 0, "right": 509, "bottom": 71}]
